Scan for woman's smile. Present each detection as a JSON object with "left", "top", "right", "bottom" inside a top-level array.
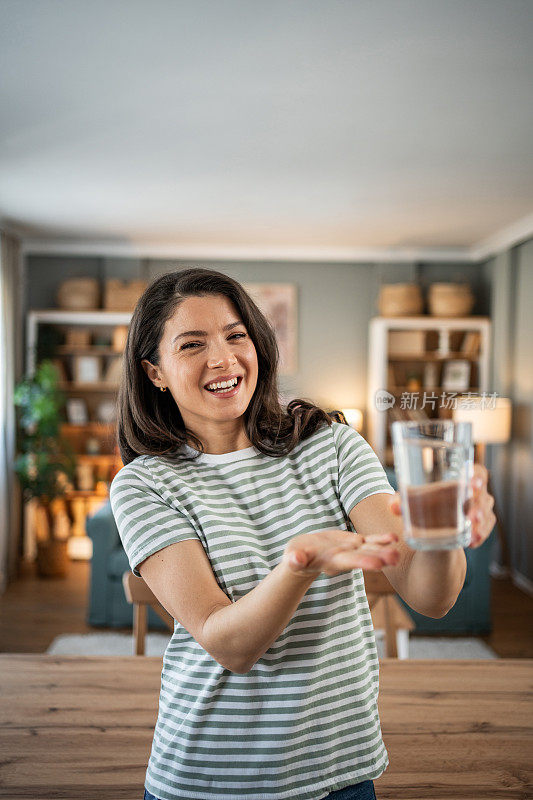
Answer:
[{"left": 203, "top": 375, "right": 244, "bottom": 397}]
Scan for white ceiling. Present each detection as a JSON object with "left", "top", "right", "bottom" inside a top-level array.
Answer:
[{"left": 1, "top": 0, "right": 533, "bottom": 261}]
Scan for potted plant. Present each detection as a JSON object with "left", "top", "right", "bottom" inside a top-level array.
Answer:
[{"left": 14, "top": 360, "right": 76, "bottom": 577}]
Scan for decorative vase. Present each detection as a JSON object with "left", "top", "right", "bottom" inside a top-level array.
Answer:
[
  {"left": 35, "top": 499, "right": 69, "bottom": 578},
  {"left": 36, "top": 539, "right": 69, "bottom": 578}
]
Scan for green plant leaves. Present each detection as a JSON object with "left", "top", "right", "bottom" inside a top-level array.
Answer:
[{"left": 13, "top": 360, "right": 76, "bottom": 506}]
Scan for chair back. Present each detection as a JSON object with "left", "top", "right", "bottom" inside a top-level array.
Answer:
[{"left": 122, "top": 571, "right": 174, "bottom": 655}]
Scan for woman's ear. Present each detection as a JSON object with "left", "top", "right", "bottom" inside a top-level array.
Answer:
[{"left": 141, "top": 359, "right": 162, "bottom": 388}]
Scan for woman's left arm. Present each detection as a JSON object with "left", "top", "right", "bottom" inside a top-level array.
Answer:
[{"left": 348, "top": 464, "right": 496, "bottom": 618}]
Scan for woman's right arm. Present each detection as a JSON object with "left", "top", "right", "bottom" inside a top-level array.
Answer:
[{"left": 139, "top": 529, "right": 400, "bottom": 674}]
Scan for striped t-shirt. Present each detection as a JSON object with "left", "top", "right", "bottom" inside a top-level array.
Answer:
[{"left": 110, "top": 420, "right": 395, "bottom": 800}]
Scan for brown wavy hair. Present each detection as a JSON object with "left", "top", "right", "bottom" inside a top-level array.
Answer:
[{"left": 116, "top": 267, "right": 334, "bottom": 465}]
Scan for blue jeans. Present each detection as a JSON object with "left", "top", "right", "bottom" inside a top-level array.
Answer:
[{"left": 144, "top": 779, "right": 376, "bottom": 800}]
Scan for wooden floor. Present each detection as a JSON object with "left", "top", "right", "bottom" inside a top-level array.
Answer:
[{"left": 1, "top": 558, "right": 533, "bottom": 657}]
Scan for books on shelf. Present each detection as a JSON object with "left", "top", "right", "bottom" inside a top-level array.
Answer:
[{"left": 460, "top": 331, "right": 481, "bottom": 355}]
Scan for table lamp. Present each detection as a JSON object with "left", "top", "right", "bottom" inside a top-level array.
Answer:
[
  {"left": 452, "top": 396, "right": 512, "bottom": 465},
  {"left": 453, "top": 396, "right": 512, "bottom": 571}
]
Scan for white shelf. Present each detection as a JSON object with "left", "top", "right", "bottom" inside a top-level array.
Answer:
[
  {"left": 27, "top": 309, "right": 132, "bottom": 324},
  {"left": 367, "top": 316, "right": 492, "bottom": 464},
  {"left": 370, "top": 315, "right": 491, "bottom": 329},
  {"left": 27, "top": 310, "right": 131, "bottom": 375}
]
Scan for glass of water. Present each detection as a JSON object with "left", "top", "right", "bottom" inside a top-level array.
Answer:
[{"left": 391, "top": 420, "right": 474, "bottom": 551}]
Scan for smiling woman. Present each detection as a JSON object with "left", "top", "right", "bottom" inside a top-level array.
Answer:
[{"left": 111, "top": 267, "right": 400, "bottom": 800}]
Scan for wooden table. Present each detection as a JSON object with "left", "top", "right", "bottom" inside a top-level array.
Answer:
[{"left": 0, "top": 656, "right": 531, "bottom": 799}]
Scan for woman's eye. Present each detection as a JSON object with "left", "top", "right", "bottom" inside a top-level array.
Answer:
[{"left": 181, "top": 333, "right": 246, "bottom": 351}]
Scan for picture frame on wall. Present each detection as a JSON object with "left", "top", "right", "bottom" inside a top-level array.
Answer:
[
  {"left": 243, "top": 283, "right": 297, "bottom": 375},
  {"left": 441, "top": 359, "right": 471, "bottom": 392},
  {"left": 66, "top": 398, "right": 89, "bottom": 425}
]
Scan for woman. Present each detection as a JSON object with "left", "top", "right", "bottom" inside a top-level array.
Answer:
[{"left": 110, "top": 268, "right": 495, "bottom": 800}]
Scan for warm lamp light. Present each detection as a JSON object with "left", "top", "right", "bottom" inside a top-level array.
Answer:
[
  {"left": 341, "top": 408, "right": 363, "bottom": 432},
  {"left": 453, "top": 396, "right": 512, "bottom": 572},
  {"left": 452, "top": 397, "right": 512, "bottom": 446}
]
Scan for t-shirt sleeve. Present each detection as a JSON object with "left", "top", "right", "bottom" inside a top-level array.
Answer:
[
  {"left": 331, "top": 422, "right": 395, "bottom": 515},
  {"left": 109, "top": 459, "right": 201, "bottom": 577}
]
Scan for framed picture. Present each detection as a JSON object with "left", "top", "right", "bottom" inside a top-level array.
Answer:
[
  {"left": 442, "top": 360, "right": 471, "bottom": 392},
  {"left": 243, "top": 283, "right": 298, "bottom": 375},
  {"left": 73, "top": 355, "right": 101, "bottom": 384},
  {"left": 66, "top": 398, "right": 89, "bottom": 425}
]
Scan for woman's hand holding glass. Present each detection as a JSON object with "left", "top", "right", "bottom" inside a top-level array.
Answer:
[
  {"left": 282, "top": 528, "right": 401, "bottom": 577},
  {"left": 389, "top": 463, "right": 496, "bottom": 549}
]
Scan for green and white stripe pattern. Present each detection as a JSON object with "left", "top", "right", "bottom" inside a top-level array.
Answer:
[{"left": 110, "top": 421, "right": 394, "bottom": 800}]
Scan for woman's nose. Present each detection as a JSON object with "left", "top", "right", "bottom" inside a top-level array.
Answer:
[{"left": 207, "top": 344, "right": 237, "bottom": 369}]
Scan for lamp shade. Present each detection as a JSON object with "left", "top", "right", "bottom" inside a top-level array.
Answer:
[
  {"left": 341, "top": 408, "right": 363, "bottom": 432},
  {"left": 452, "top": 397, "right": 512, "bottom": 444}
]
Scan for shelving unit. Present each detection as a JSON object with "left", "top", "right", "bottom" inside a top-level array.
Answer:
[
  {"left": 367, "top": 316, "right": 491, "bottom": 465},
  {"left": 367, "top": 316, "right": 494, "bottom": 636},
  {"left": 25, "top": 310, "right": 132, "bottom": 559}
]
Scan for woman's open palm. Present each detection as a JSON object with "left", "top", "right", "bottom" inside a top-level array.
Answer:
[{"left": 283, "top": 528, "right": 401, "bottom": 577}]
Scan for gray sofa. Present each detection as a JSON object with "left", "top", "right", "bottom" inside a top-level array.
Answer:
[{"left": 86, "top": 501, "right": 169, "bottom": 630}]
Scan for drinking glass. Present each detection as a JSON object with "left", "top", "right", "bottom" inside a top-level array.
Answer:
[{"left": 391, "top": 420, "right": 473, "bottom": 550}]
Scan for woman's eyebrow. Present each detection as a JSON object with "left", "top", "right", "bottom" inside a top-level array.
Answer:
[{"left": 171, "top": 321, "right": 243, "bottom": 345}]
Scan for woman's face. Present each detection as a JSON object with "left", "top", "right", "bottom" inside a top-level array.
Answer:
[{"left": 142, "top": 294, "right": 259, "bottom": 437}]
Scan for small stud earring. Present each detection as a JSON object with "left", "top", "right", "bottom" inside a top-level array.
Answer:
[{"left": 160, "top": 386, "right": 167, "bottom": 392}]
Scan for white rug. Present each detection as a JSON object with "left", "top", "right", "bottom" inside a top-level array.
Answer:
[{"left": 46, "top": 631, "right": 498, "bottom": 659}]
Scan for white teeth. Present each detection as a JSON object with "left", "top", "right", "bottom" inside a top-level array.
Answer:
[{"left": 206, "top": 377, "right": 239, "bottom": 391}]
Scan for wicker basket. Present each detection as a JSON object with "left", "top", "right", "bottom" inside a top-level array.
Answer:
[
  {"left": 103, "top": 279, "right": 148, "bottom": 312},
  {"left": 57, "top": 278, "right": 100, "bottom": 310},
  {"left": 378, "top": 283, "right": 423, "bottom": 317},
  {"left": 428, "top": 283, "right": 474, "bottom": 317}
]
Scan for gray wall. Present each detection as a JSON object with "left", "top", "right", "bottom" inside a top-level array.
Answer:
[{"left": 483, "top": 237, "right": 533, "bottom": 583}]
